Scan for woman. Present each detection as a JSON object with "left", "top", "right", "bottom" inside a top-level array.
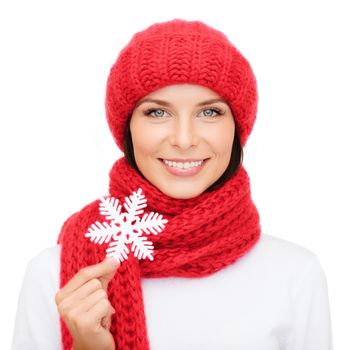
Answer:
[{"left": 12, "top": 18, "right": 333, "bottom": 350}]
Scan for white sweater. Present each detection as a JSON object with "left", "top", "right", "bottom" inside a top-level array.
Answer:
[{"left": 11, "top": 233, "right": 333, "bottom": 350}]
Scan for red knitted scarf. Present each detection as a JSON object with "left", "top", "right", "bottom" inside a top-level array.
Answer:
[{"left": 57, "top": 156, "right": 261, "bottom": 349}]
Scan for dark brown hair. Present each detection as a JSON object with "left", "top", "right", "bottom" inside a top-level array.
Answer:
[{"left": 122, "top": 116, "right": 243, "bottom": 192}]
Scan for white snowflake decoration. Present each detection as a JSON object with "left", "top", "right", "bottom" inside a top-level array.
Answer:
[{"left": 85, "top": 188, "right": 168, "bottom": 263}]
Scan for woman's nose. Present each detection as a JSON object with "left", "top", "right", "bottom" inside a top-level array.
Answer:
[{"left": 168, "top": 117, "right": 199, "bottom": 149}]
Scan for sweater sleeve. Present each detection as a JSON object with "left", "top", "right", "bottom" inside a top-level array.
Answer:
[
  {"left": 290, "top": 254, "right": 333, "bottom": 350},
  {"left": 11, "top": 245, "right": 62, "bottom": 350}
]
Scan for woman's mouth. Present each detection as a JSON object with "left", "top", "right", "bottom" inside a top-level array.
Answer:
[{"left": 158, "top": 158, "right": 209, "bottom": 177}]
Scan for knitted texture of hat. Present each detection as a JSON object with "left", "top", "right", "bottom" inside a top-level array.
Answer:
[{"left": 105, "top": 18, "right": 258, "bottom": 150}]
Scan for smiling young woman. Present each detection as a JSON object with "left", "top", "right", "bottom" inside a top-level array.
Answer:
[{"left": 12, "top": 18, "right": 333, "bottom": 350}]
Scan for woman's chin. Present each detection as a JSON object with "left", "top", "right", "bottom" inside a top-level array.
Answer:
[{"left": 158, "top": 183, "right": 206, "bottom": 199}]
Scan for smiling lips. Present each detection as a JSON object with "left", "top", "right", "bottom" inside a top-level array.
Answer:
[{"left": 159, "top": 158, "right": 208, "bottom": 177}]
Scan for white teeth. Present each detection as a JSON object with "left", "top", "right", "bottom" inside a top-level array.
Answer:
[{"left": 162, "top": 159, "right": 204, "bottom": 169}]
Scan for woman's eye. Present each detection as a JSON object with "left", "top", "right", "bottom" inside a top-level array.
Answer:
[
  {"left": 144, "top": 108, "right": 167, "bottom": 118},
  {"left": 200, "top": 108, "right": 223, "bottom": 118}
]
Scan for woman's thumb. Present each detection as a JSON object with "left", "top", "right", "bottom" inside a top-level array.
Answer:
[{"left": 99, "top": 257, "right": 120, "bottom": 291}]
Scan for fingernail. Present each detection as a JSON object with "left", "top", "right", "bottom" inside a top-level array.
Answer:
[
  {"left": 106, "top": 257, "right": 120, "bottom": 267},
  {"left": 112, "top": 307, "right": 116, "bottom": 314}
]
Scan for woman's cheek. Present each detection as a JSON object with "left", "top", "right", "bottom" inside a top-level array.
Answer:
[
  {"left": 207, "top": 123, "right": 235, "bottom": 154},
  {"left": 133, "top": 123, "right": 166, "bottom": 155}
]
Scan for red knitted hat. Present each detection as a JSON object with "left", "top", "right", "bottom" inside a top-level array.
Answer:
[{"left": 105, "top": 18, "right": 258, "bottom": 150}]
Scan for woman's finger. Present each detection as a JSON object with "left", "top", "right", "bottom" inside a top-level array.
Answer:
[
  {"left": 86, "top": 298, "right": 112, "bottom": 329},
  {"left": 73, "top": 288, "right": 109, "bottom": 315},
  {"left": 101, "top": 307, "right": 115, "bottom": 329},
  {"left": 56, "top": 258, "right": 120, "bottom": 303},
  {"left": 58, "top": 278, "right": 102, "bottom": 311}
]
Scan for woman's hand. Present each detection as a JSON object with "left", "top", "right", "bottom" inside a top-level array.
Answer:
[{"left": 55, "top": 257, "right": 120, "bottom": 350}]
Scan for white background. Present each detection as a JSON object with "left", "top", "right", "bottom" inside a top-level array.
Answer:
[{"left": 1, "top": 0, "right": 349, "bottom": 348}]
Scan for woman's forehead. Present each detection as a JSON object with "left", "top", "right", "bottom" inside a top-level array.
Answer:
[{"left": 136, "top": 84, "right": 228, "bottom": 106}]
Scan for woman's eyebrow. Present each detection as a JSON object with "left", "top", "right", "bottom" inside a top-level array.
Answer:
[{"left": 134, "top": 98, "right": 228, "bottom": 108}]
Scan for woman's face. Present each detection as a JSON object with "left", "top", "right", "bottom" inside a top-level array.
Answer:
[{"left": 129, "top": 84, "right": 235, "bottom": 199}]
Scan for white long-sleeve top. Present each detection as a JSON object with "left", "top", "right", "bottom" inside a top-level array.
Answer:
[{"left": 12, "top": 233, "right": 333, "bottom": 350}]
